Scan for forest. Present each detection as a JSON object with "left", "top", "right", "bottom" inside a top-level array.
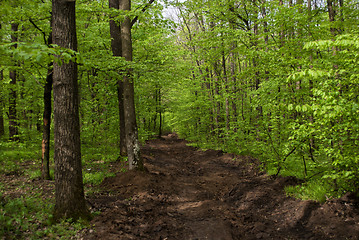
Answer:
[{"left": 0, "top": 0, "right": 358, "bottom": 239}]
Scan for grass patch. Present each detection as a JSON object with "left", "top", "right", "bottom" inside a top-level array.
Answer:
[
  {"left": 83, "top": 171, "right": 115, "bottom": 185},
  {"left": 0, "top": 141, "right": 41, "bottom": 174},
  {"left": 284, "top": 179, "right": 339, "bottom": 203}
]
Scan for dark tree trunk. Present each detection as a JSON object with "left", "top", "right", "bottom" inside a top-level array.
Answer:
[
  {"left": 109, "top": 0, "right": 127, "bottom": 156},
  {"left": 9, "top": 23, "right": 20, "bottom": 141},
  {"left": 153, "top": 90, "right": 157, "bottom": 132},
  {"left": 120, "top": 0, "right": 143, "bottom": 170},
  {"left": 41, "top": 62, "right": 53, "bottom": 180},
  {"left": 230, "top": 51, "right": 238, "bottom": 131},
  {"left": 158, "top": 88, "right": 162, "bottom": 138},
  {"left": 52, "top": 0, "right": 89, "bottom": 221},
  {"left": 117, "top": 83, "right": 127, "bottom": 155},
  {"left": 0, "top": 87, "right": 4, "bottom": 136},
  {"left": 327, "top": 0, "right": 336, "bottom": 36},
  {"left": 41, "top": 21, "right": 53, "bottom": 180},
  {"left": 0, "top": 104, "right": 3, "bottom": 137},
  {"left": 0, "top": 24, "right": 4, "bottom": 137}
]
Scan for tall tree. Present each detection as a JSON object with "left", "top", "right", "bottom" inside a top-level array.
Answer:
[
  {"left": 41, "top": 58, "right": 53, "bottom": 180},
  {"left": 29, "top": 15, "right": 54, "bottom": 180},
  {"left": 0, "top": 70, "right": 4, "bottom": 137},
  {"left": 0, "top": 23, "right": 4, "bottom": 137},
  {"left": 52, "top": 0, "right": 89, "bottom": 220},
  {"left": 109, "top": 0, "right": 127, "bottom": 156},
  {"left": 120, "top": 0, "right": 143, "bottom": 170},
  {"left": 9, "top": 23, "right": 20, "bottom": 141}
]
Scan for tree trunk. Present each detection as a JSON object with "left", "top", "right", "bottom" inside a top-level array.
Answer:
[
  {"left": 9, "top": 23, "right": 20, "bottom": 141},
  {"left": 109, "top": 0, "right": 127, "bottom": 156},
  {"left": 52, "top": 0, "right": 89, "bottom": 221},
  {"left": 41, "top": 21, "right": 53, "bottom": 180},
  {"left": 0, "top": 24, "right": 4, "bottom": 137},
  {"left": 41, "top": 62, "right": 53, "bottom": 180},
  {"left": 222, "top": 48, "right": 230, "bottom": 131},
  {"left": 0, "top": 87, "right": 4, "bottom": 136},
  {"left": 158, "top": 88, "right": 162, "bottom": 138},
  {"left": 120, "top": 0, "right": 143, "bottom": 170},
  {"left": 327, "top": 0, "right": 336, "bottom": 36},
  {"left": 230, "top": 51, "right": 238, "bottom": 132},
  {"left": 0, "top": 73, "right": 4, "bottom": 137},
  {"left": 153, "top": 89, "right": 158, "bottom": 132}
]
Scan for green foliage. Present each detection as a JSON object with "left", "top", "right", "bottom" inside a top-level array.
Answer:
[
  {"left": 82, "top": 145, "right": 119, "bottom": 186},
  {"left": 0, "top": 140, "right": 40, "bottom": 174},
  {"left": 284, "top": 180, "right": 337, "bottom": 203},
  {"left": 83, "top": 171, "right": 115, "bottom": 185},
  {"left": 0, "top": 130, "right": 120, "bottom": 238},
  {"left": 0, "top": 0, "right": 181, "bottom": 237},
  {"left": 2, "top": 0, "right": 358, "bottom": 227},
  {"left": 168, "top": 0, "right": 359, "bottom": 201}
]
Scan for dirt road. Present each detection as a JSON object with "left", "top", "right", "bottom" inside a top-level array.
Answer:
[{"left": 83, "top": 134, "right": 359, "bottom": 239}]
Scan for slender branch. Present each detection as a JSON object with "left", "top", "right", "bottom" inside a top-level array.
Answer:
[
  {"left": 265, "top": 127, "right": 281, "bottom": 160},
  {"left": 131, "top": 0, "right": 155, "bottom": 27},
  {"left": 29, "top": 18, "right": 48, "bottom": 45},
  {"left": 275, "top": 146, "right": 297, "bottom": 177},
  {"left": 228, "top": 7, "right": 251, "bottom": 31}
]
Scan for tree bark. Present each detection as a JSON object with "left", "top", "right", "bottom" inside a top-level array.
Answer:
[
  {"left": 158, "top": 88, "right": 162, "bottom": 138},
  {"left": 120, "top": 0, "right": 143, "bottom": 170},
  {"left": 109, "top": 0, "right": 127, "bottom": 156},
  {"left": 0, "top": 86, "right": 4, "bottom": 137},
  {"left": 327, "top": 0, "right": 336, "bottom": 36},
  {"left": 52, "top": 0, "right": 89, "bottom": 221},
  {"left": 0, "top": 24, "right": 4, "bottom": 137},
  {"left": 9, "top": 23, "right": 20, "bottom": 141},
  {"left": 41, "top": 61, "right": 53, "bottom": 180},
  {"left": 41, "top": 19, "right": 53, "bottom": 180}
]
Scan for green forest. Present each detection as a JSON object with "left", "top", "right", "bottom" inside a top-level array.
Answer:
[{"left": 1, "top": 0, "right": 358, "bottom": 238}]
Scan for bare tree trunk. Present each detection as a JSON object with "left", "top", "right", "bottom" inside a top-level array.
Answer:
[
  {"left": 9, "top": 23, "right": 20, "bottom": 141},
  {"left": 109, "top": 0, "right": 127, "bottom": 156},
  {"left": 0, "top": 86, "right": 4, "bottom": 137},
  {"left": 230, "top": 52, "right": 238, "bottom": 132},
  {"left": 41, "top": 62, "right": 53, "bottom": 180},
  {"left": 153, "top": 89, "right": 158, "bottom": 132},
  {"left": 0, "top": 71, "right": 4, "bottom": 137},
  {"left": 327, "top": 0, "right": 336, "bottom": 36},
  {"left": 120, "top": 0, "right": 143, "bottom": 170},
  {"left": 279, "top": 0, "right": 285, "bottom": 47},
  {"left": 158, "top": 88, "right": 162, "bottom": 138},
  {"left": 222, "top": 49, "right": 230, "bottom": 131},
  {"left": 0, "top": 24, "right": 4, "bottom": 137},
  {"left": 52, "top": 0, "right": 89, "bottom": 221},
  {"left": 41, "top": 17, "right": 53, "bottom": 180}
]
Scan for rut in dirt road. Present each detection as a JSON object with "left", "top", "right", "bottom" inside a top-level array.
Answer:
[{"left": 84, "top": 134, "right": 359, "bottom": 240}]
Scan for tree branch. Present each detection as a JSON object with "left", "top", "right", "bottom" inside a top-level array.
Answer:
[
  {"left": 131, "top": 0, "right": 155, "bottom": 27},
  {"left": 229, "top": 7, "right": 250, "bottom": 31},
  {"left": 29, "top": 18, "right": 48, "bottom": 45}
]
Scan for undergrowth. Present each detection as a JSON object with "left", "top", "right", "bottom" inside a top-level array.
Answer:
[
  {"left": 285, "top": 180, "right": 341, "bottom": 203},
  {"left": 0, "top": 193, "right": 87, "bottom": 240},
  {"left": 0, "top": 133, "right": 123, "bottom": 239}
]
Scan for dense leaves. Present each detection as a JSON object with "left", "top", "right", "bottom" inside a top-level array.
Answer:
[
  {"left": 1, "top": 1, "right": 358, "bottom": 234},
  {"left": 168, "top": 0, "right": 359, "bottom": 197}
]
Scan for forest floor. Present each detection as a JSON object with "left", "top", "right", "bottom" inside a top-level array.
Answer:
[{"left": 82, "top": 134, "right": 359, "bottom": 240}]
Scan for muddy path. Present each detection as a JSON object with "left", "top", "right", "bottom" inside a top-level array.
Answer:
[{"left": 83, "top": 134, "right": 359, "bottom": 240}]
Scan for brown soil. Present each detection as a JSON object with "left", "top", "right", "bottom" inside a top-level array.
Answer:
[{"left": 82, "top": 134, "right": 359, "bottom": 240}]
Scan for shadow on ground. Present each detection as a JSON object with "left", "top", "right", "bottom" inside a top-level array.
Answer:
[{"left": 82, "top": 134, "right": 359, "bottom": 240}]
